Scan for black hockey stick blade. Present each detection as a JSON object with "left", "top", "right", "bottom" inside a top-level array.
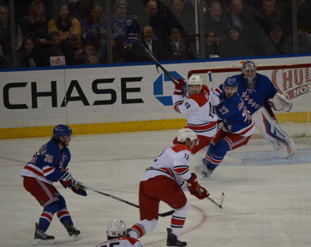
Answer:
[{"left": 78, "top": 182, "right": 174, "bottom": 217}]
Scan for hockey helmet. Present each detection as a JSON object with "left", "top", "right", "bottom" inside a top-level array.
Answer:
[
  {"left": 224, "top": 77, "right": 238, "bottom": 87},
  {"left": 53, "top": 124, "right": 73, "bottom": 140},
  {"left": 187, "top": 75, "right": 203, "bottom": 90},
  {"left": 176, "top": 128, "right": 197, "bottom": 144},
  {"left": 241, "top": 60, "right": 257, "bottom": 87},
  {"left": 106, "top": 219, "right": 126, "bottom": 239}
]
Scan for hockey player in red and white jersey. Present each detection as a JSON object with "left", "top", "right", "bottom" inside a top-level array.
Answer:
[
  {"left": 127, "top": 129, "right": 209, "bottom": 246},
  {"left": 173, "top": 75, "right": 219, "bottom": 154},
  {"left": 96, "top": 219, "right": 142, "bottom": 247}
]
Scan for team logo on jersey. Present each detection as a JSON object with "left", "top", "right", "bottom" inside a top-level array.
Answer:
[{"left": 153, "top": 72, "right": 184, "bottom": 106}]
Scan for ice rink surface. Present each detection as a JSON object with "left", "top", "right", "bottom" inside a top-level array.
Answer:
[{"left": 1, "top": 129, "right": 311, "bottom": 247}]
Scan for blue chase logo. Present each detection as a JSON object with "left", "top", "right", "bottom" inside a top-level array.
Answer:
[{"left": 153, "top": 72, "right": 184, "bottom": 106}]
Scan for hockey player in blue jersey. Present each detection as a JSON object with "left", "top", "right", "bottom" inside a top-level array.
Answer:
[
  {"left": 201, "top": 77, "right": 255, "bottom": 178},
  {"left": 231, "top": 60, "right": 296, "bottom": 158},
  {"left": 20, "top": 125, "right": 87, "bottom": 245}
]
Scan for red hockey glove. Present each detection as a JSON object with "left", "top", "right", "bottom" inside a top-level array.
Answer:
[
  {"left": 190, "top": 186, "right": 210, "bottom": 200},
  {"left": 187, "top": 173, "right": 199, "bottom": 193},
  {"left": 174, "top": 78, "right": 186, "bottom": 95},
  {"left": 59, "top": 170, "right": 75, "bottom": 188}
]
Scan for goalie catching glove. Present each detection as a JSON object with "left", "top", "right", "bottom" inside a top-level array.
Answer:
[
  {"left": 174, "top": 78, "right": 186, "bottom": 95},
  {"left": 267, "top": 92, "right": 292, "bottom": 112},
  {"left": 59, "top": 171, "right": 87, "bottom": 196},
  {"left": 187, "top": 173, "right": 209, "bottom": 199}
]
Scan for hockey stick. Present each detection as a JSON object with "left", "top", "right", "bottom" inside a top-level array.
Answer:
[
  {"left": 77, "top": 182, "right": 174, "bottom": 217},
  {"left": 207, "top": 192, "right": 225, "bottom": 209},
  {"left": 141, "top": 44, "right": 180, "bottom": 85}
]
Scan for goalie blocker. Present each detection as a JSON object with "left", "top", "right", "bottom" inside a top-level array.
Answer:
[{"left": 252, "top": 107, "right": 296, "bottom": 158}]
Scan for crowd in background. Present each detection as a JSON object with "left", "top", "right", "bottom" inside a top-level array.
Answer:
[{"left": 0, "top": 0, "right": 310, "bottom": 68}]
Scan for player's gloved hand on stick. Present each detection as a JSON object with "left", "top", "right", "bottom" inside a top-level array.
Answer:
[
  {"left": 187, "top": 173, "right": 210, "bottom": 199},
  {"left": 71, "top": 184, "right": 87, "bottom": 196},
  {"left": 174, "top": 78, "right": 186, "bottom": 95}
]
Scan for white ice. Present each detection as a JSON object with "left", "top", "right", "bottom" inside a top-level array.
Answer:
[{"left": 1, "top": 130, "right": 311, "bottom": 247}]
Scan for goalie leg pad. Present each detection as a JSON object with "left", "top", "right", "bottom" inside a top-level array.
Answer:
[{"left": 253, "top": 107, "right": 296, "bottom": 158}]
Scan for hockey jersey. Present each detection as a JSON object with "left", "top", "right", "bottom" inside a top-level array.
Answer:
[
  {"left": 173, "top": 85, "right": 219, "bottom": 137},
  {"left": 141, "top": 143, "right": 193, "bottom": 186},
  {"left": 96, "top": 236, "right": 142, "bottom": 247},
  {"left": 231, "top": 73, "right": 278, "bottom": 114},
  {"left": 214, "top": 84, "right": 255, "bottom": 136},
  {"left": 20, "top": 140, "right": 71, "bottom": 184}
]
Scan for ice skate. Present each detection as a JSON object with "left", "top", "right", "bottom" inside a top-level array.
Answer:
[
  {"left": 33, "top": 223, "right": 55, "bottom": 246},
  {"left": 201, "top": 158, "right": 213, "bottom": 178},
  {"left": 63, "top": 220, "right": 82, "bottom": 241},
  {"left": 166, "top": 228, "right": 187, "bottom": 246}
]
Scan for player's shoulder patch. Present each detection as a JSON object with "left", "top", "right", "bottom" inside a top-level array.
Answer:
[{"left": 189, "top": 93, "right": 208, "bottom": 107}]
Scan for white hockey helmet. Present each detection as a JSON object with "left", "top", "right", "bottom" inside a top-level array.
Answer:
[
  {"left": 106, "top": 219, "right": 126, "bottom": 239},
  {"left": 241, "top": 60, "right": 257, "bottom": 87},
  {"left": 176, "top": 128, "right": 197, "bottom": 143},
  {"left": 187, "top": 75, "right": 203, "bottom": 90}
]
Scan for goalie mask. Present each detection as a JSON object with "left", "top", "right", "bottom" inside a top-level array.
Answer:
[
  {"left": 241, "top": 60, "right": 257, "bottom": 88},
  {"left": 106, "top": 219, "right": 126, "bottom": 240},
  {"left": 177, "top": 128, "right": 198, "bottom": 144}
]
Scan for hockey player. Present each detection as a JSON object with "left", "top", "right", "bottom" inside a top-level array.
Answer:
[
  {"left": 127, "top": 128, "right": 209, "bottom": 246},
  {"left": 96, "top": 219, "right": 142, "bottom": 247},
  {"left": 232, "top": 60, "right": 296, "bottom": 158},
  {"left": 173, "top": 75, "right": 219, "bottom": 154},
  {"left": 202, "top": 77, "right": 255, "bottom": 178},
  {"left": 20, "top": 124, "right": 87, "bottom": 245}
]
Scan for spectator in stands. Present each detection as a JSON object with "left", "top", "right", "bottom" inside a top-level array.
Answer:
[
  {"left": 253, "top": 0, "right": 283, "bottom": 35},
  {"left": 21, "top": 0, "right": 51, "bottom": 52},
  {"left": 219, "top": 25, "right": 255, "bottom": 57},
  {"left": 135, "top": 0, "right": 166, "bottom": 41},
  {"left": 44, "top": 31, "right": 75, "bottom": 66},
  {"left": 80, "top": 2, "right": 107, "bottom": 63},
  {"left": 0, "top": 43, "right": 11, "bottom": 68},
  {"left": 76, "top": 41, "right": 100, "bottom": 65},
  {"left": 204, "top": 1, "right": 230, "bottom": 45},
  {"left": 0, "top": 5, "right": 23, "bottom": 55},
  {"left": 104, "top": 0, "right": 139, "bottom": 63},
  {"left": 18, "top": 36, "right": 48, "bottom": 67},
  {"left": 163, "top": 26, "right": 192, "bottom": 60},
  {"left": 166, "top": 0, "right": 195, "bottom": 50},
  {"left": 225, "top": 0, "right": 268, "bottom": 55},
  {"left": 266, "top": 23, "right": 293, "bottom": 55},
  {"left": 128, "top": 25, "right": 163, "bottom": 62},
  {"left": 48, "top": 2, "right": 82, "bottom": 60},
  {"left": 204, "top": 31, "right": 220, "bottom": 58}
]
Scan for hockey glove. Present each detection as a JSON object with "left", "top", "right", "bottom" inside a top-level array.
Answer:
[
  {"left": 187, "top": 173, "right": 209, "bottom": 200},
  {"left": 59, "top": 170, "right": 75, "bottom": 188},
  {"left": 71, "top": 186, "right": 87, "bottom": 196},
  {"left": 174, "top": 78, "right": 186, "bottom": 95},
  {"left": 190, "top": 186, "right": 209, "bottom": 200}
]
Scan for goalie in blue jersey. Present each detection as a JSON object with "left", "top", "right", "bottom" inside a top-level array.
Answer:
[{"left": 231, "top": 60, "right": 296, "bottom": 158}]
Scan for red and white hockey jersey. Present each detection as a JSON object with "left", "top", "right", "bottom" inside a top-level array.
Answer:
[
  {"left": 173, "top": 85, "right": 219, "bottom": 137},
  {"left": 96, "top": 236, "right": 142, "bottom": 247},
  {"left": 141, "top": 143, "right": 193, "bottom": 186}
]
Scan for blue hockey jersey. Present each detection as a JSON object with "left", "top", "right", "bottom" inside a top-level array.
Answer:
[
  {"left": 214, "top": 84, "right": 255, "bottom": 136},
  {"left": 231, "top": 73, "right": 278, "bottom": 114},
  {"left": 20, "top": 140, "right": 71, "bottom": 184}
]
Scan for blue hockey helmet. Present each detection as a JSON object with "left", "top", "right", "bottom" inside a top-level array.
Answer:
[
  {"left": 53, "top": 124, "right": 73, "bottom": 139},
  {"left": 224, "top": 77, "right": 238, "bottom": 87}
]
